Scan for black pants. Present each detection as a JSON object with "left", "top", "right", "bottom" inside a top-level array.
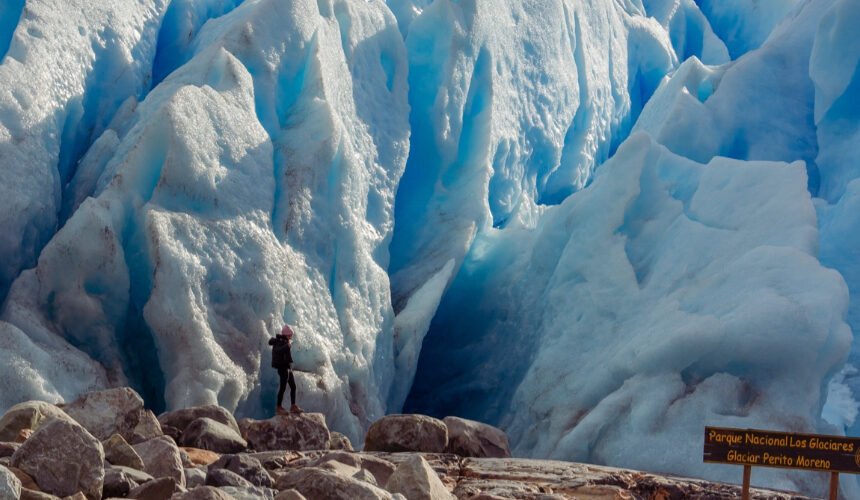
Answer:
[{"left": 277, "top": 367, "right": 296, "bottom": 407}]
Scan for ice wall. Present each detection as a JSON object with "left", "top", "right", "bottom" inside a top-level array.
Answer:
[
  {"left": 407, "top": 133, "right": 850, "bottom": 493},
  {"left": 388, "top": 0, "right": 680, "bottom": 315},
  {"left": 0, "top": 0, "right": 409, "bottom": 443}
]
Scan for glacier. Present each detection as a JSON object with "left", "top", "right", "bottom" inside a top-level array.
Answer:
[{"left": 0, "top": 0, "right": 859, "bottom": 494}]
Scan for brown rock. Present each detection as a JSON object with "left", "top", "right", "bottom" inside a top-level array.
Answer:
[
  {"left": 21, "top": 489, "right": 60, "bottom": 500},
  {"left": 308, "top": 452, "right": 396, "bottom": 486},
  {"left": 181, "top": 418, "right": 246, "bottom": 454},
  {"left": 103, "top": 434, "right": 145, "bottom": 470},
  {"left": 276, "top": 467, "right": 391, "bottom": 499},
  {"left": 16, "top": 429, "right": 33, "bottom": 443},
  {"left": 63, "top": 388, "right": 149, "bottom": 443},
  {"left": 364, "top": 415, "right": 447, "bottom": 453},
  {"left": 63, "top": 493, "right": 86, "bottom": 500},
  {"left": 127, "top": 477, "right": 177, "bottom": 499},
  {"left": 329, "top": 432, "right": 353, "bottom": 451},
  {"left": 8, "top": 465, "right": 39, "bottom": 490},
  {"left": 385, "top": 455, "right": 453, "bottom": 500},
  {"left": 102, "top": 467, "right": 139, "bottom": 498},
  {"left": 10, "top": 419, "right": 105, "bottom": 499},
  {"left": 0, "top": 402, "right": 74, "bottom": 442},
  {"left": 158, "top": 407, "right": 240, "bottom": 438},
  {"left": 181, "top": 448, "right": 220, "bottom": 466},
  {"left": 239, "top": 414, "right": 329, "bottom": 452},
  {"left": 132, "top": 436, "right": 185, "bottom": 487},
  {"left": 442, "top": 416, "right": 511, "bottom": 458},
  {"left": 209, "top": 454, "right": 273, "bottom": 488}
]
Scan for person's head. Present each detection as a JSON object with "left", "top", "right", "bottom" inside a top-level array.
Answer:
[{"left": 281, "top": 324, "right": 294, "bottom": 339}]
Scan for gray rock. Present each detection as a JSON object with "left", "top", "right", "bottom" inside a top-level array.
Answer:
[
  {"left": 133, "top": 436, "right": 185, "bottom": 487},
  {"left": 209, "top": 455, "right": 272, "bottom": 488},
  {"left": 273, "top": 490, "right": 305, "bottom": 500},
  {"left": 385, "top": 455, "right": 452, "bottom": 500},
  {"left": 442, "top": 417, "right": 510, "bottom": 458},
  {"left": 352, "top": 469, "right": 377, "bottom": 487},
  {"left": 107, "top": 466, "right": 153, "bottom": 485},
  {"left": 217, "top": 485, "right": 275, "bottom": 500},
  {"left": 10, "top": 419, "right": 104, "bottom": 499},
  {"left": 364, "top": 415, "right": 447, "bottom": 453},
  {"left": 0, "top": 465, "right": 22, "bottom": 500},
  {"left": 127, "top": 477, "right": 176, "bottom": 499},
  {"left": 308, "top": 452, "right": 395, "bottom": 486},
  {"left": 181, "top": 419, "right": 246, "bottom": 454},
  {"left": 102, "top": 468, "right": 138, "bottom": 498},
  {"left": 329, "top": 432, "right": 353, "bottom": 451},
  {"left": 276, "top": 467, "right": 391, "bottom": 500},
  {"left": 63, "top": 388, "right": 148, "bottom": 442},
  {"left": 184, "top": 467, "right": 206, "bottom": 488},
  {"left": 238, "top": 414, "right": 329, "bottom": 452},
  {"left": 204, "top": 469, "right": 251, "bottom": 488},
  {"left": 172, "top": 486, "right": 235, "bottom": 500},
  {"left": 161, "top": 425, "right": 182, "bottom": 443},
  {"left": 103, "top": 434, "right": 145, "bottom": 470},
  {"left": 130, "top": 411, "right": 163, "bottom": 445},
  {"left": 158, "top": 408, "right": 240, "bottom": 439},
  {"left": 0, "top": 442, "right": 19, "bottom": 458},
  {"left": 0, "top": 402, "right": 74, "bottom": 442}
]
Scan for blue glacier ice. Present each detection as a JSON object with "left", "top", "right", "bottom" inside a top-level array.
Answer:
[{"left": 0, "top": 0, "right": 858, "bottom": 495}]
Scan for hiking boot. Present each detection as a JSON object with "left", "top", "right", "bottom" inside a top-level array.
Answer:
[
  {"left": 276, "top": 406, "right": 289, "bottom": 416},
  {"left": 290, "top": 404, "right": 304, "bottom": 414}
]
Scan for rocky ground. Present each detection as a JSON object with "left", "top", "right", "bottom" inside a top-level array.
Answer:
[{"left": 0, "top": 387, "right": 810, "bottom": 500}]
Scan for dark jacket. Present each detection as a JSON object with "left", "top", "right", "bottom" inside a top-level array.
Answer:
[{"left": 268, "top": 335, "right": 293, "bottom": 369}]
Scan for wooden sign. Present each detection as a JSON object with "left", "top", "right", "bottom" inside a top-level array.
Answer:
[
  {"left": 704, "top": 427, "right": 860, "bottom": 474},
  {"left": 704, "top": 426, "right": 860, "bottom": 500}
]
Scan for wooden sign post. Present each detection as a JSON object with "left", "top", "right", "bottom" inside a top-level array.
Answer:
[{"left": 704, "top": 427, "right": 860, "bottom": 499}]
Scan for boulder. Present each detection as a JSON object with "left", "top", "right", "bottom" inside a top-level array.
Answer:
[
  {"left": 63, "top": 493, "right": 86, "bottom": 500},
  {"left": 329, "top": 432, "right": 353, "bottom": 452},
  {"left": 161, "top": 425, "right": 182, "bottom": 443},
  {"left": 8, "top": 466, "right": 39, "bottom": 490},
  {"left": 442, "top": 417, "right": 510, "bottom": 458},
  {"left": 10, "top": 419, "right": 105, "bottom": 499},
  {"left": 238, "top": 414, "right": 329, "bottom": 452},
  {"left": 181, "top": 448, "right": 220, "bottom": 467},
  {"left": 102, "top": 434, "right": 145, "bottom": 470},
  {"left": 0, "top": 465, "right": 22, "bottom": 500},
  {"left": 364, "top": 415, "right": 447, "bottom": 453},
  {"left": 63, "top": 388, "right": 149, "bottom": 442},
  {"left": 184, "top": 467, "right": 206, "bottom": 488},
  {"left": 102, "top": 468, "right": 138, "bottom": 498},
  {"left": 0, "top": 443, "right": 19, "bottom": 458},
  {"left": 352, "top": 469, "right": 378, "bottom": 487},
  {"left": 158, "top": 407, "right": 240, "bottom": 438},
  {"left": 181, "top": 419, "right": 246, "bottom": 454},
  {"left": 205, "top": 468, "right": 251, "bottom": 488},
  {"left": 132, "top": 436, "right": 185, "bottom": 487},
  {"left": 173, "top": 486, "right": 236, "bottom": 500},
  {"left": 274, "top": 490, "right": 306, "bottom": 500},
  {"left": 21, "top": 489, "right": 60, "bottom": 500},
  {"left": 0, "top": 402, "right": 74, "bottom": 442},
  {"left": 308, "top": 452, "right": 395, "bottom": 486},
  {"left": 209, "top": 455, "right": 273, "bottom": 488},
  {"left": 276, "top": 467, "right": 391, "bottom": 500},
  {"left": 218, "top": 485, "right": 276, "bottom": 500},
  {"left": 107, "top": 466, "right": 152, "bottom": 485},
  {"left": 130, "top": 411, "right": 162, "bottom": 445},
  {"left": 385, "top": 455, "right": 453, "bottom": 500},
  {"left": 127, "top": 477, "right": 176, "bottom": 499}
]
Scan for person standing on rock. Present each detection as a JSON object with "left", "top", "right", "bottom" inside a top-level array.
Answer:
[{"left": 269, "top": 324, "right": 303, "bottom": 416}]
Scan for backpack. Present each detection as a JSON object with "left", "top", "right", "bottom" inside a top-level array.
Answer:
[{"left": 271, "top": 338, "right": 292, "bottom": 368}]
